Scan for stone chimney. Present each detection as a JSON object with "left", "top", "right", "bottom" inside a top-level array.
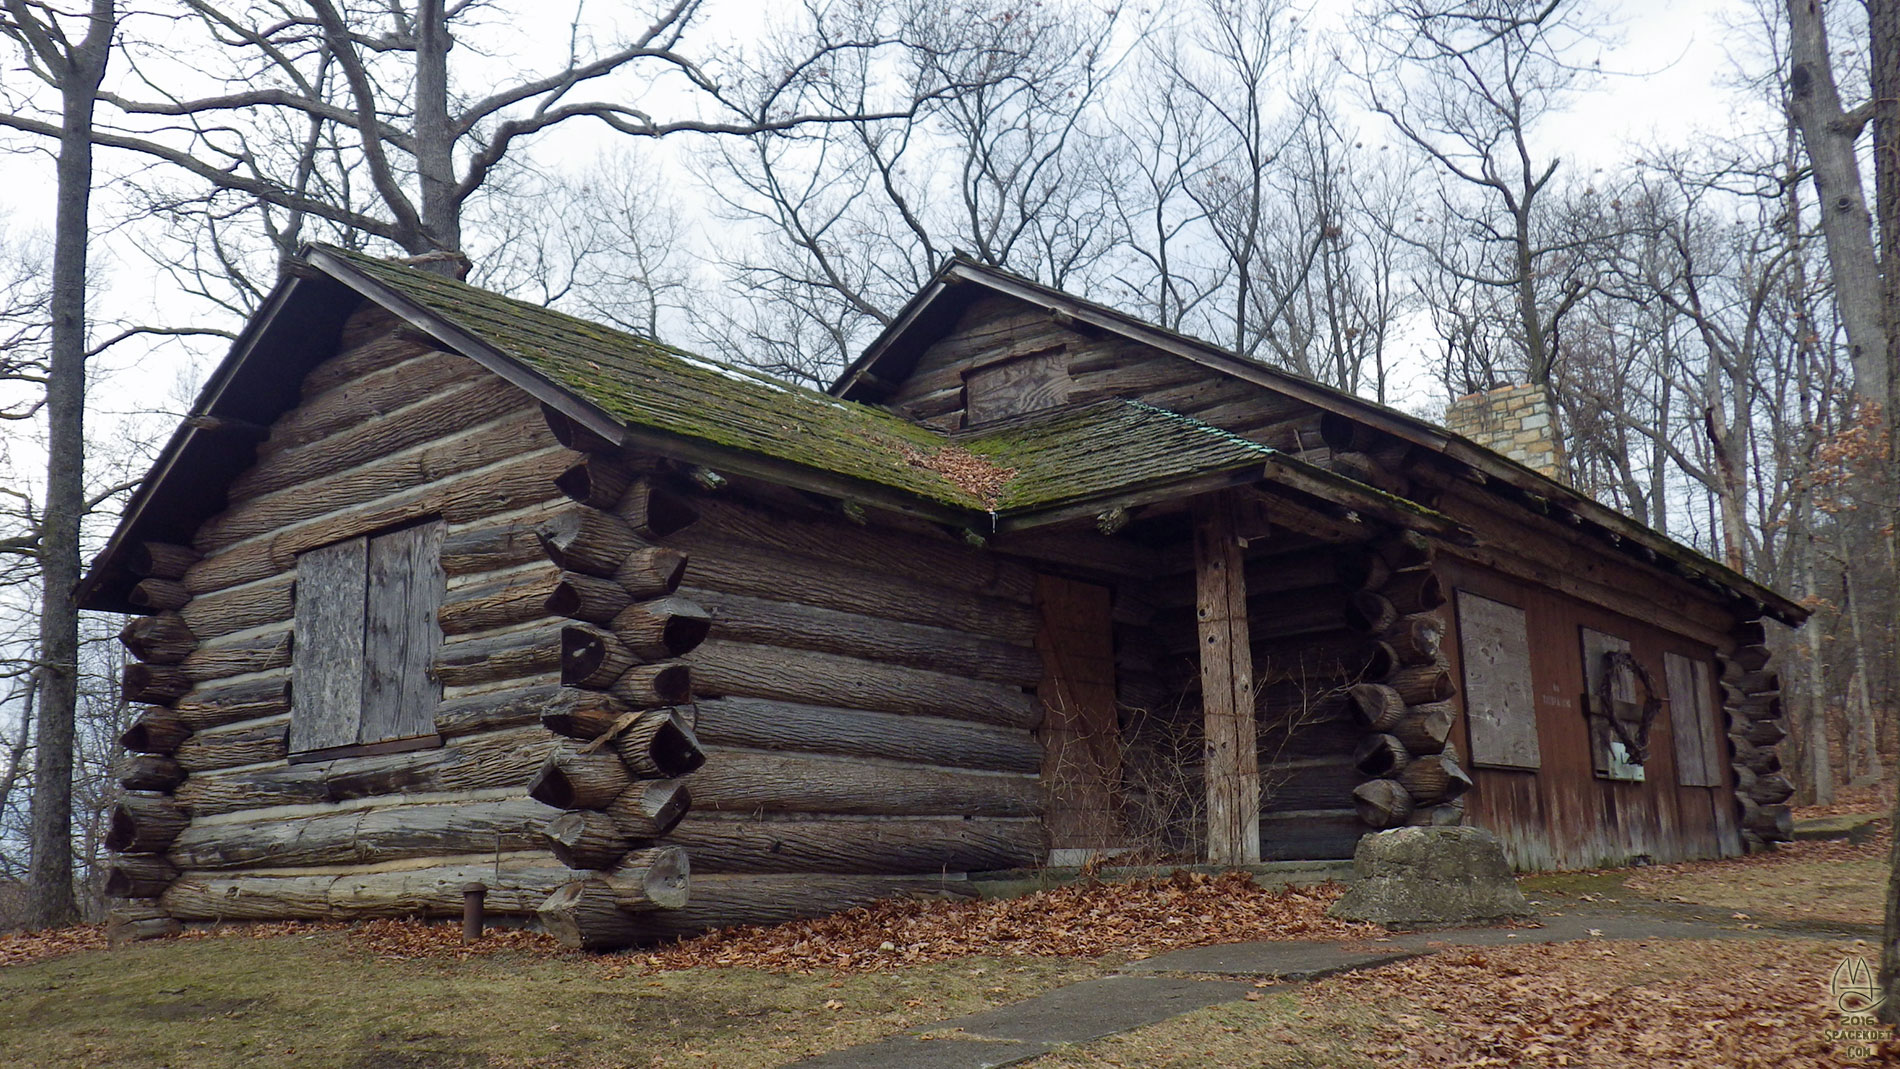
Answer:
[{"left": 1443, "top": 384, "right": 1565, "bottom": 481}]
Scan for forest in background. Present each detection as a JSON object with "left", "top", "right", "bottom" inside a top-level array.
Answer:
[{"left": 0, "top": 0, "right": 1891, "bottom": 933}]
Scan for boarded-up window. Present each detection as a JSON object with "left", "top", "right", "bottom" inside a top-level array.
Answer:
[
  {"left": 290, "top": 520, "right": 445, "bottom": 756},
  {"left": 1580, "top": 627, "right": 1645, "bottom": 782},
  {"left": 964, "top": 346, "right": 1070, "bottom": 425},
  {"left": 1456, "top": 590, "right": 1540, "bottom": 770},
  {"left": 1664, "top": 651, "right": 1725, "bottom": 787}
]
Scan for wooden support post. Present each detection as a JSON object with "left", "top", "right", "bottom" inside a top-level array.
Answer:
[{"left": 1192, "top": 492, "right": 1260, "bottom": 865}]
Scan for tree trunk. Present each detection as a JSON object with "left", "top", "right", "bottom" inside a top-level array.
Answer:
[{"left": 25, "top": 3, "right": 115, "bottom": 927}]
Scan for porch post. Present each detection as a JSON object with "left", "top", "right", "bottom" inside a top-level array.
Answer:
[{"left": 1193, "top": 491, "right": 1260, "bottom": 864}]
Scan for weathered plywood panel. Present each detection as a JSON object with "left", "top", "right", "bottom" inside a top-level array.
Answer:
[
  {"left": 361, "top": 520, "right": 446, "bottom": 744},
  {"left": 1664, "top": 651, "right": 1722, "bottom": 788},
  {"left": 1455, "top": 590, "right": 1539, "bottom": 770},
  {"left": 290, "top": 538, "right": 368, "bottom": 753},
  {"left": 965, "top": 347, "right": 1071, "bottom": 425}
]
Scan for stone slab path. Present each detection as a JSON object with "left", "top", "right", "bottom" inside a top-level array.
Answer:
[{"left": 787, "top": 909, "right": 1867, "bottom": 1069}]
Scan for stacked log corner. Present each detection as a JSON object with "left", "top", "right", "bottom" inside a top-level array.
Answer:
[
  {"left": 1347, "top": 532, "right": 1470, "bottom": 832},
  {"left": 1721, "top": 623, "right": 1793, "bottom": 852},
  {"left": 532, "top": 453, "right": 711, "bottom": 950},
  {"left": 105, "top": 540, "right": 201, "bottom": 942}
]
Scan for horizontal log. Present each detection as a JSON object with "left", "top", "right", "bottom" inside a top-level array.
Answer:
[
  {"left": 123, "top": 663, "right": 193, "bottom": 704},
  {"left": 107, "top": 794, "right": 189, "bottom": 854},
  {"left": 688, "top": 749, "right": 1040, "bottom": 818},
  {"left": 692, "top": 697, "right": 1041, "bottom": 774},
  {"left": 184, "top": 448, "right": 568, "bottom": 594},
  {"left": 609, "top": 661, "right": 693, "bottom": 708},
  {"left": 1390, "top": 703, "right": 1456, "bottom": 755},
  {"left": 1255, "top": 633, "right": 1395, "bottom": 685},
  {"left": 638, "top": 874, "right": 978, "bottom": 943},
  {"left": 180, "top": 575, "right": 294, "bottom": 642},
  {"left": 162, "top": 857, "right": 580, "bottom": 921},
  {"left": 180, "top": 630, "right": 293, "bottom": 683},
  {"left": 439, "top": 504, "right": 567, "bottom": 576},
  {"left": 1376, "top": 530, "right": 1433, "bottom": 570},
  {"left": 610, "top": 710, "right": 705, "bottom": 778},
  {"left": 679, "top": 494, "right": 1032, "bottom": 604},
  {"left": 537, "top": 507, "right": 642, "bottom": 578},
  {"left": 263, "top": 348, "right": 473, "bottom": 458},
  {"left": 107, "top": 903, "right": 180, "bottom": 946},
  {"left": 562, "top": 624, "right": 638, "bottom": 688},
  {"left": 672, "top": 816, "right": 1043, "bottom": 875},
  {"left": 430, "top": 682, "right": 560, "bottom": 738},
  {"left": 1742, "top": 718, "right": 1787, "bottom": 746},
  {"left": 603, "top": 846, "right": 692, "bottom": 910},
  {"left": 120, "top": 754, "right": 186, "bottom": 793},
  {"left": 1407, "top": 800, "right": 1466, "bottom": 827},
  {"left": 544, "top": 810, "right": 635, "bottom": 870},
  {"left": 174, "top": 673, "right": 293, "bottom": 731},
  {"left": 105, "top": 855, "right": 181, "bottom": 899},
  {"left": 676, "top": 533, "right": 1038, "bottom": 645},
  {"left": 1352, "top": 778, "right": 1413, "bottom": 830},
  {"left": 686, "top": 587, "right": 1045, "bottom": 687},
  {"left": 555, "top": 454, "right": 638, "bottom": 510},
  {"left": 1397, "top": 752, "right": 1473, "bottom": 805},
  {"left": 122, "top": 708, "right": 190, "bottom": 755},
  {"left": 119, "top": 613, "right": 196, "bottom": 664},
  {"left": 434, "top": 622, "right": 561, "bottom": 688},
  {"left": 538, "top": 688, "right": 636, "bottom": 741},
  {"left": 175, "top": 727, "right": 556, "bottom": 816},
  {"left": 1747, "top": 773, "right": 1795, "bottom": 805},
  {"left": 529, "top": 743, "right": 632, "bottom": 810},
  {"left": 310, "top": 318, "right": 434, "bottom": 387},
  {"left": 689, "top": 639, "right": 1040, "bottom": 730},
  {"left": 605, "top": 779, "right": 691, "bottom": 839},
  {"left": 1385, "top": 614, "right": 1445, "bottom": 667},
  {"left": 1353, "top": 734, "right": 1409, "bottom": 777},
  {"left": 438, "top": 564, "right": 562, "bottom": 635},
  {"left": 130, "top": 542, "right": 202, "bottom": 581},
  {"left": 175, "top": 717, "right": 288, "bottom": 773},
  {"left": 1726, "top": 645, "right": 1772, "bottom": 673},
  {"left": 1346, "top": 683, "right": 1405, "bottom": 732},
  {"left": 207, "top": 385, "right": 540, "bottom": 543},
  {"left": 130, "top": 578, "right": 191, "bottom": 612},
  {"left": 537, "top": 855, "right": 693, "bottom": 950},
  {"left": 545, "top": 570, "right": 635, "bottom": 626},
  {"left": 168, "top": 798, "right": 554, "bottom": 871},
  {"left": 1743, "top": 800, "right": 1793, "bottom": 842},
  {"left": 609, "top": 596, "right": 713, "bottom": 661},
  {"left": 1386, "top": 662, "right": 1457, "bottom": 706},
  {"left": 1383, "top": 567, "right": 1445, "bottom": 615},
  {"left": 1729, "top": 737, "right": 1781, "bottom": 775},
  {"left": 615, "top": 547, "right": 690, "bottom": 600}
]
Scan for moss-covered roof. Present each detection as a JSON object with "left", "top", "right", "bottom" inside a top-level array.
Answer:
[{"left": 321, "top": 249, "right": 1446, "bottom": 526}]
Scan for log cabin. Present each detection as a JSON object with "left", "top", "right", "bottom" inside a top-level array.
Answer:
[{"left": 81, "top": 248, "right": 1807, "bottom": 950}]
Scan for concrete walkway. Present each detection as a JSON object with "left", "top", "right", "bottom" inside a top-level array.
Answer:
[{"left": 786, "top": 909, "right": 1867, "bottom": 1069}]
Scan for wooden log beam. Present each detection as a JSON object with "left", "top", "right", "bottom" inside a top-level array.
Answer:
[
  {"left": 105, "top": 855, "right": 180, "bottom": 898},
  {"left": 162, "top": 857, "right": 581, "bottom": 921},
  {"left": 605, "top": 779, "right": 691, "bottom": 839},
  {"left": 439, "top": 505, "right": 567, "bottom": 576},
  {"left": 438, "top": 564, "right": 562, "bottom": 635},
  {"left": 119, "top": 613, "right": 196, "bottom": 664},
  {"left": 689, "top": 749, "right": 1040, "bottom": 817},
  {"left": 614, "top": 478, "right": 701, "bottom": 540},
  {"left": 688, "top": 638, "right": 1041, "bottom": 730},
  {"left": 610, "top": 596, "right": 713, "bottom": 661},
  {"left": 1383, "top": 567, "right": 1446, "bottom": 615},
  {"left": 1397, "top": 751, "right": 1473, "bottom": 805},
  {"left": 120, "top": 755, "right": 186, "bottom": 793},
  {"left": 122, "top": 663, "right": 193, "bottom": 704},
  {"left": 129, "top": 542, "right": 201, "bottom": 580},
  {"left": 180, "top": 575, "right": 294, "bottom": 643},
  {"left": 167, "top": 799, "right": 553, "bottom": 871},
  {"left": 536, "top": 847, "right": 692, "bottom": 950},
  {"left": 537, "top": 688, "right": 637, "bottom": 741},
  {"left": 121, "top": 709, "right": 190, "bottom": 755},
  {"left": 605, "top": 846, "right": 692, "bottom": 909},
  {"left": 434, "top": 622, "right": 561, "bottom": 688},
  {"left": 175, "top": 717, "right": 288, "bottom": 773},
  {"left": 616, "top": 547, "right": 690, "bottom": 600},
  {"left": 1352, "top": 778, "right": 1413, "bottom": 829},
  {"left": 179, "top": 630, "right": 293, "bottom": 684},
  {"left": 107, "top": 903, "right": 181, "bottom": 946},
  {"left": 671, "top": 816, "right": 1042, "bottom": 875},
  {"left": 609, "top": 710, "right": 706, "bottom": 778},
  {"left": 173, "top": 673, "right": 292, "bottom": 731},
  {"left": 1386, "top": 614, "right": 1445, "bottom": 667},
  {"left": 1390, "top": 703, "right": 1456, "bottom": 755},
  {"left": 1352, "top": 733, "right": 1409, "bottom": 777},
  {"left": 555, "top": 454, "right": 638, "bottom": 509},
  {"left": 546, "top": 571, "right": 635, "bottom": 626},
  {"left": 610, "top": 662, "right": 694, "bottom": 709},
  {"left": 130, "top": 578, "right": 191, "bottom": 612},
  {"left": 1254, "top": 633, "right": 1396, "bottom": 686},
  {"left": 537, "top": 507, "right": 643, "bottom": 578},
  {"left": 528, "top": 743, "right": 633, "bottom": 809},
  {"left": 692, "top": 696, "right": 1041, "bottom": 775},
  {"left": 106, "top": 794, "right": 189, "bottom": 854},
  {"left": 1345, "top": 683, "right": 1405, "bottom": 732},
  {"left": 562, "top": 624, "right": 639, "bottom": 688},
  {"left": 1386, "top": 663, "right": 1457, "bottom": 706},
  {"left": 544, "top": 810, "right": 634, "bottom": 870},
  {"left": 1193, "top": 492, "right": 1260, "bottom": 865}
]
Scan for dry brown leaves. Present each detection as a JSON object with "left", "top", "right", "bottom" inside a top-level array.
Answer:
[
  {"left": 0, "top": 923, "right": 106, "bottom": 967},
  {"left": 643, "top": 871, "right": 1373, "bottom": 973},
  {"left": 1317, "top": 937, "right": 1899, "bottom": 1068},
  {"left": 1794, "top": 782, "right": 1894, "bottom": 821},
  {"left": 895, "top": 441, "right": 1017, "bottom": 506},
  {"left": 177, "top": 917, "right": 568, "bottom": 960},
  {"left": 1623, "top": 822, "right": 1889, "bottom": 894}
]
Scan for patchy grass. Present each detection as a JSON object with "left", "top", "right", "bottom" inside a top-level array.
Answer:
[
  {"left": 0, "top": 924, "right": 1096, "bottom": 1068},
  {"left": 1026, "top": 938, "right": 1883, "bottom": 1068}
]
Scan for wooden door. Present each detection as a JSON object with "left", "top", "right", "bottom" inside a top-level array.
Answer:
[{"left": 1035, "top": 574, "right": 1123, "bottom": 855}]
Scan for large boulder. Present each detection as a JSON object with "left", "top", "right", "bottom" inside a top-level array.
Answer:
[{"left": 1328, "top": 826, "right": 1534, "bottom": 928}]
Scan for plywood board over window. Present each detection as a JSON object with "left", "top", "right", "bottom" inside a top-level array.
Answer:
[
  {"left": 1455, "top": 590, "right": 1540, "bottom": 770},
  {"left": 290, "top": 519, "right": 446, "bottom": 759},
  {"left": 964, "top": 346, "right": 1070, "bottom": 425},
  {"left": 1580, "top": 627, "right": 1645, "bottom": 782},
  {"left": 1664, "top": 651, "right": 1725, "bottom": 788}
]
